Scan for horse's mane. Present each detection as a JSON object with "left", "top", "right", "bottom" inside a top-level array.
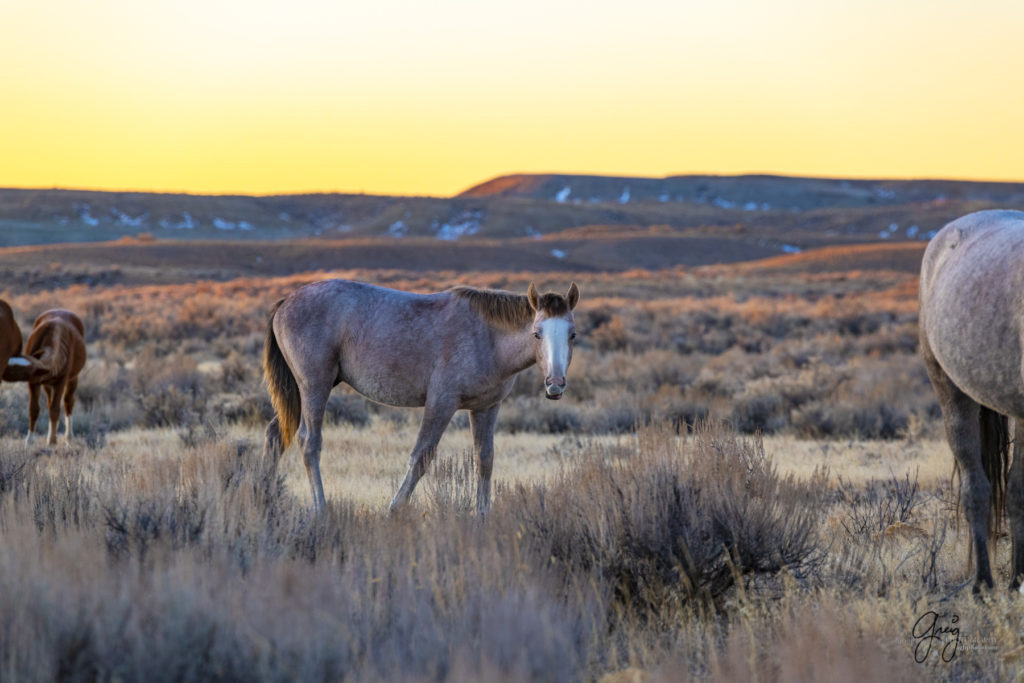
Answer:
[{"left": 449, "top": 285, "right": 568, "bottom": 331}]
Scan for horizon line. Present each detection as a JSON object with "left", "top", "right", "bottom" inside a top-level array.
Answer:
[{"left": 3, "top": 170, "right": 1024, "bottom": 199}]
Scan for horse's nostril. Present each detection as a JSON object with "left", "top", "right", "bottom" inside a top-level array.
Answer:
[{"left": 546, "top": 377, "right": 566, "bottom": 387}]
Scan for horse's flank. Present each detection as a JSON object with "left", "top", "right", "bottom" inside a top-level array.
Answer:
[{"left": 0, "top": 299, "right": 22, "bottom": 379}]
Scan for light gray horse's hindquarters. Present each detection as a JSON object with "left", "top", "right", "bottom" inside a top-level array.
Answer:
[{"left": 919, "top": 209, "right": 1024, "bottom": 591}]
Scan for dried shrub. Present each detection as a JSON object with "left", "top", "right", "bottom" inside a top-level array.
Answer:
[
  {"left": 516, "top": 423, "right": 825, "bottom": 615},
  {"left": 131, "top": 346, "right": 209, "bottom": 429},
  {"left": 836, "top": 470, "right": 923, "bottom": 539}
]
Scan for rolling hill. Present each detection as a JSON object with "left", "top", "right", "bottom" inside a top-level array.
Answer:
[
  {"left": 458, "top": 172, "right": 1024, "bottom": 208},
  {"left": 1, "top": 174, "right": 1020, "bottom": 261}
]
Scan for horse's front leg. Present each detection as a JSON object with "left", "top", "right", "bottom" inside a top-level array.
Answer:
[
  {"left": 470, "top": 404, "right": 500, "bottom": 515},
  {"left": 389, "top": 397, "right": 457, "bottom": 513}
]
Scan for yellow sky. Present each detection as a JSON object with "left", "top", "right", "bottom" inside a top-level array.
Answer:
[{"left": 2, "top": 0, "right": 1022, "bottom": 196}]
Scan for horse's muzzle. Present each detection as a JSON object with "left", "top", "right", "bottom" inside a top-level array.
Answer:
[{"left": 544, "top": 381, "right": 565, "bottom": 400}]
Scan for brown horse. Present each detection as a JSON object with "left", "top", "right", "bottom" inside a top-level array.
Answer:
[
  {"left": 263, "top": 280, "right": 580, "bottom": 513},
  {"left": 18, "top": 309, "right": 87, "bottom": 445},
  {"left": 0, "top": 300, "right": 24, "bottom": 382},
  {"left": 920, "top": 209, "right": 1024, "bottom": 592}
]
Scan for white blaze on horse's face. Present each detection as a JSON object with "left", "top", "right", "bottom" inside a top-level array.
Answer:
[
  {"left": 528, "top": 281, "right": 580, "bottom": 401},
  {"left": 535, "top": 317, "right": 575, "bottom": 399}
]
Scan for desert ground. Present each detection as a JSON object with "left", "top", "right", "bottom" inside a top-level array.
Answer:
[{"left": 1, "top": 189, "right": 1022, "bottom": 680}]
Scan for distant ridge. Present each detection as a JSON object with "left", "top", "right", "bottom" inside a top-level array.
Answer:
[
  {"left": 459, "top": 172, "right": 1024, "bottom": 209},
  {"left": 2, "top": 172, "right": 1023, "bottom": 248}
]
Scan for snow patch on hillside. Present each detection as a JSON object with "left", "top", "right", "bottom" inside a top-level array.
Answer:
[
  {"left": 435, "top": 210, "right": 483, "bottom": 240},
  {"left": 160, "top": 212, "right": 196, "bottom": 230},
  {"left": 213, "top": 218, "right": 253, "bottom": 231},
  {"left": 77, "top": 204, "right": 99, "bottom": 227},
  {"left": 878, "top": 223, "right": 898, "bottom": 239},
  {"left": 555, "top": 186, "right": 571, "bottom": 203},
  {"left": 114, "top": 210, "right": 146, "bottom": 227}
]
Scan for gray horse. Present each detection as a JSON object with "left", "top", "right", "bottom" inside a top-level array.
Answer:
[
  {"left": 920, "top": 209, "right": 1024, "bottom": 591},
  {"left": 263, "top": 279, "right": 580, "bottom": 513}
]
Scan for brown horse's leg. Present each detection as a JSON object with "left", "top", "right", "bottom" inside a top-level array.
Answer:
[
  {"left": 390, "top": 397, "right": 457, "bottom": 513},
  {"left": 470, "top": 404, "right": 500, "bottom": 515},
  {"left": 62, "top": 377, "right": 77, "bottom": 442},
  {"left": 44, "top": 382, "right": 64, "bottom": 446},
  {"left": 1009, "top": 419, "right": 1024, "bottom": 590},
  {"left": 923, "top": 343, "right": 993, "bottom": 590},
  {"left": 27, "top": 383, "right": 40, "bottom": 444},
  {"left": 297, "top": 384, "right": 330, "bottom": 513}
]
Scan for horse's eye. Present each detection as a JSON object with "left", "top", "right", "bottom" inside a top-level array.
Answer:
[
  {"left": 570, "top": 333, "right": 577, "bottom": 340},
  {"left": 533, "top": 332, "right": 541, "bottom": 339}
]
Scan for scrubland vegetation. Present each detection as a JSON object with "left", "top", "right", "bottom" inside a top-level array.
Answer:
[
  {"left": 3, "top": 261, "right": 928, "bottom": 442},
  {"left": 0, "top": 250, "right": 1020, "bottom": 680}
]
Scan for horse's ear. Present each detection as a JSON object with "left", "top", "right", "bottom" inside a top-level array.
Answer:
[
  {"left": 527, "top": 282, "right": 540, "bottom": 311},
  {"left": 566, "top": 282, "right": 580, "bottom": 310}
]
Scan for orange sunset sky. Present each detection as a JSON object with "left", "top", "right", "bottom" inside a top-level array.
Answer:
[{"left": 2, "top": 0, "right": 1023, "bottom": 197}]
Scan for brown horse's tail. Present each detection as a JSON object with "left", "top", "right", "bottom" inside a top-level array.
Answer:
[
  {"left": 263, "top": 299, "right": 300, "bottom": 449},
  {"left": 979, "top": 406, "right": 1011, "bottom": 537},
  {"left": 32, "top": 321, "right": 72, "bottom": 376}
]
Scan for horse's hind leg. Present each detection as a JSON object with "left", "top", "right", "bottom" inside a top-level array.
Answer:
[
  {"left": 390, "top": 397, "right": 457, "bottom": 513},
  {"left": 1009, "top": 419, "right": 1024, "bottom": 590},
  {"left": 923, "top": 342, "right": 993, "bottom": 590},
  {"left": 26, "top": 383, "right": 40, "bottom": 444},
  {"left": 297, "top": 384, "right": 331, "bottom": 513},
  {"left": 470, "top": 404, "right": 500, "bottom": 515},
  {"left": 44, "top": 382, "right": 65, "bottom": 446},
  {"left": 62, "top": 377, "right": 77, "bottom": 442}
]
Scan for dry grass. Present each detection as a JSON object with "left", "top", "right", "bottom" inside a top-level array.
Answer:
[
  {"left": 76, "top": 421, "right": 955, "bottom": 509},
  {"left": 1, "top": 247, "right": 1018, "bottom": 679},
  {"left": 0, "top": 422, "right": 1019, "bottom": 681}
]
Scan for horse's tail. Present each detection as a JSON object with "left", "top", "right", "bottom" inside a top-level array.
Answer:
[
  {"left": 263, "top": 299, "right": 301, "bottom": 449},
  {"left": 32, "top": 321, "right": 71, "bottom": 376},
  {"left": 980, "top": 406, "right": 1011, "bottom": 537}
]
